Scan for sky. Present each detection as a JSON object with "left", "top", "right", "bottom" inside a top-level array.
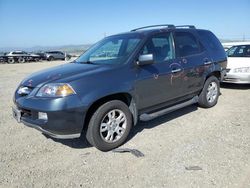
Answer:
[{"left": 0, "top": 0, "right": 249, "bottom": 48}]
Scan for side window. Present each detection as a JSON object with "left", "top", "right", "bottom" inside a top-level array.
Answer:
[
  {"left": 198, "top": 30, "right": 224, "bottom": 52},
  {"left": 245, "top": 46, "right": 250, "bottom": 57},
  {"left": 141, "top": 33, "right": 174, "bottom": 63},
  {"left": 174, "top": 32, "right": 201, "bottom": 57},
  {"left": 228, "top": 45, "right": 250, "bottom": 57}
]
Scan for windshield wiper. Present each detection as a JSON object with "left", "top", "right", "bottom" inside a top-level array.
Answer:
[{"left": 78, "top": 61, "right": 94, "bottom": 64}]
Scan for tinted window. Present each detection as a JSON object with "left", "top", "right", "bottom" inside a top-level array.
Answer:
[
  {"left": 141, "top": 33, "right": 174, "bottom": 63},
  {"left": 198, "top": 30, "right": 224, "bottom": 51},
  {"left": 174, "top": 32, "right": 201, "bottom": 57},
  {"left": 227, "top": 45, "right": 250, "bottom": 57},
  {"left": 13, "top": 52, "right": 24, "bottom": 55}
]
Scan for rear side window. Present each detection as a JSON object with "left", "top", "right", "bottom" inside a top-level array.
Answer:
[
  {"left": 174, "top": 32, "right": 201, "bottom": 57},
  {"left": 198, "top": 30, "right": 223, "bottom": 52}
]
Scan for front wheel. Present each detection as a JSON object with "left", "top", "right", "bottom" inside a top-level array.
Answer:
[
  {"left": 8, "top": 58, "right": 15, "bottom": 64},
  {"left": 86, "top": 100, "right": 132, "bottom": 151},
  {"left": 48, "top": 56, "right": 54, "bottom": 61},
  {"left": 198, "top": 76, "right": 220, "bottom": 108}
]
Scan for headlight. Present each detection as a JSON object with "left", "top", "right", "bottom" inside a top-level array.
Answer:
[
  {"left": 234, "top": 67, "right": 250, "bottom": 73},
  {"left": 36, "top": 83, "right": 76, "bottom": 97}
]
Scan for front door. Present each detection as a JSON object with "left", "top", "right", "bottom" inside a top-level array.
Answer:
[{"left": 135, "top": 32, "right": 183, "bottom": 110}]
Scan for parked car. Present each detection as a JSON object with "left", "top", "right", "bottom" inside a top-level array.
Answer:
[
  {"left": 44, "top": 51, "right": 71, "bottom": 61},
  {"left": 223, "top": 44, "right": 250, "bottom": 84},
  {"left": 12, "top": 25, "right": 227, "bottom": 151},
  {"left": 222, "top": 42, "right": 250, "bottom": 51},
  {"left": 0, "top": 52, "right": 8, "bottom": 63},
  {"left": 5, "top": 51, "right": 41, "bottom": 63},
  {"left": 34, "top": 52, "right": 47, "bottom": 60}
]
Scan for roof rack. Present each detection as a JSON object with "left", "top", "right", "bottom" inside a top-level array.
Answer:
[
  {"left": 131, "top": 24, "right": 175, "bottom": 31},
  {"left": 131, "top": 24, "right": 196, "bottom": 32},
  {"left": 175, "top": 25, "right": 196, "bottom": 29}
]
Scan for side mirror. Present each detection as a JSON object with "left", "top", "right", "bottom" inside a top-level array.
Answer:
[{"left": 137, "top": 54, "right": 154, "bottom": 66}]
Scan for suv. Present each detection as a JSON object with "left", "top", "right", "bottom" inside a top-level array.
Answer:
[
  {"left": 45, "top": 51, "right": 71, "bottom": 61},
  {"left": 12, "top": 25, "right": 227, "bottom": 151}
]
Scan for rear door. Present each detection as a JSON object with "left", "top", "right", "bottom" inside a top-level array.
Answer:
[{"left": 173, "top": 31, "right": 210, "bottom": 96}]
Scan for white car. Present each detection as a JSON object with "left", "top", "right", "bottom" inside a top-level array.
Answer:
[
  {"left": 5, "top": 51, "right": 40, "bottom": 63},
  {"left": 223, "top": 44, "right": 250, "bottom": 84}
]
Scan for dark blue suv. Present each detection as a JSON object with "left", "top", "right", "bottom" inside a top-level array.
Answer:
[{"left": 12, "top": 25, "right": 227, "bottom": 151}]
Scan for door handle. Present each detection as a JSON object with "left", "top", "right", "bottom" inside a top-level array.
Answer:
[{"left": 171, "top": 68, "right": 182, "bottom": 73}]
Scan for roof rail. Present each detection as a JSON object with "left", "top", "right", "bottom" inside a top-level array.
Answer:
[
  {"left": 131, "top": 24, "right": 175, "bottom": 31},
  {"left": 175, "top": 25, "right": 196, "bottom": 29}
]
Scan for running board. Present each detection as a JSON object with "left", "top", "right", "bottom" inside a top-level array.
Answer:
[{"left": 139, "top": 96, "right": 199, "bottom": 121}]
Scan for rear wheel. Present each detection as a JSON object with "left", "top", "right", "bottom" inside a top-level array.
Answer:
[
  {"left": 198, "top": 75, "right": 220, "bottom": 108},
  {"left": 86, "top": 100, "right": 132, "bottom": 151},
  {"left": 18, "top": 57, "right": 25, "bottom": 63},
  {"left": 65, "top": 56, "right": 71, "bottom": 61}
]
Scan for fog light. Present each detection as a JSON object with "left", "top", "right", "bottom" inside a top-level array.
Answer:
[{"left": 38, "top": 112, "right": 48, "bottom": 121}]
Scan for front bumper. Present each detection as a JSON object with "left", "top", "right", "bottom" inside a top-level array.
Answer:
[
  {"left": 13, "top": 92, "right": 87, "bottom": 139},
  {"left": 223, "top": 72, "right": 250, "bottom": 84}
]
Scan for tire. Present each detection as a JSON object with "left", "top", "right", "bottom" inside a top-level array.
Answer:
[
  {"left": 86, "top": 100, "right": 132, "bottom": 151},
  {"left": 18, "top": 57, "right": 25, "bottom": 63},
  {"left": 48, "top": 56, "right": 54, "bottom": 61},
  {"left": 65, "top": 56, "right": 71, "bottom": 61},
  {"left": 198, "top": 75, "right": 220, "bottom": 108},
  {"left": 8, "top": 58, "right": 15, "bottom": 64}
]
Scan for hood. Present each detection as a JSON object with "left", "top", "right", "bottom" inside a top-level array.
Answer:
[
  {"left": 21, "top": 63, "right": 110, "bottom": 87},
  {"left": 227, "top": 57, "right": 250, "bottom": 69}
]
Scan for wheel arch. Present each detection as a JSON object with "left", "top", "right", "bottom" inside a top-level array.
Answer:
[
  {"left": 83, "top": 92, "right": 138, "bottom": 131},
  {"left": 206, "top": 71, "right": 221, "bottom": 81}
]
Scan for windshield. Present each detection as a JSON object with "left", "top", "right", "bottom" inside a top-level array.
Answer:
[
  {"left": 227, "top": 45, "right": 250, "bottom": 57},
  {"left": 75, "top": 34, "right": 142, "bottom": 65}
]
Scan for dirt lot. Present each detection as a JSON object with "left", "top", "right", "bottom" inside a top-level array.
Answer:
[{"left": 0, "top": 61, "right": 250, "bottom": 188}]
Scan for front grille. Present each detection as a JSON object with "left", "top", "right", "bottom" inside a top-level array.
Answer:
[{"left": 224, "top": 78, "right": 239, "bottom": 82}]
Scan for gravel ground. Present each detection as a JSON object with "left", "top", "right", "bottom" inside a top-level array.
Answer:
[{"left": 0, "top": 61, "right": 250, "bottom": 188}]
